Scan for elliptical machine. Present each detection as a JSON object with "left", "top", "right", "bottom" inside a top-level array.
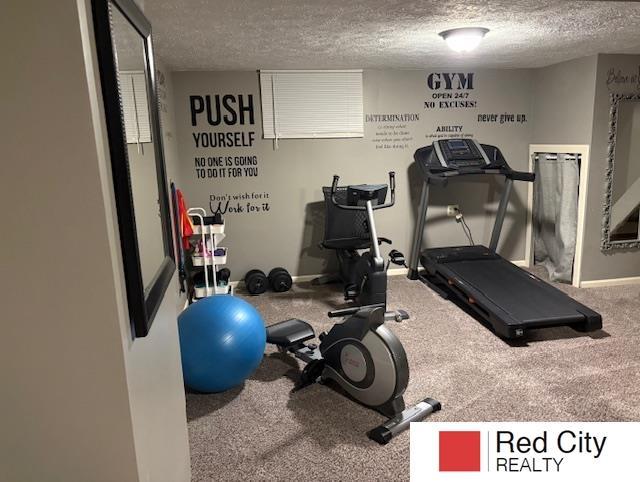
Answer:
[
  {"left": 315, "top": 172, "right": 408, "bottom": 322},
  {"left": 266, "top": 306, "right": 441, "bottom": 444}
]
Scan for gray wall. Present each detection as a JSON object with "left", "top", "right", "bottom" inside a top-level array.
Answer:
[
  {"left": 158, "top": 61, "right": 183, "bottom": 189},
  {"left": 1, "top": 1, "right": 138, "bottom": 479},
  {"left": 121, "top": 59, "right": 191, "bottom": 481},
  {"left": 0, "top": 1, "right": 190, "bottom": 480},
  {"left": 82, "top": 5, "right": 192, "bottom": 481},
  {"left": 172, "top": 69, "right": 534, "bottom": 279},
  {"left": 529, "top": 53, "right": 640, "bottom": 282},
  {"left": 581, "top": 54, "right": 640, "bottom": 281},
  {"left": 532, "top": 55, "right": 598, "bottom": 145},
  {"left": 173, "top": 59, "right": 640, "bottom": 283}
]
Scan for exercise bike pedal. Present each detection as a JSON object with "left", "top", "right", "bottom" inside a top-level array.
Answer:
[
  {"left": 394, "top": 310, "right": 410, "bottom": 322},
  {"left": 384, "top": 309, "right": 410, "bottom": 323},
  {"left": 344, "top": 286, "right": 359, "bottom": 301},
  {"left": 294, "top": 359, "right": 325, "bottom": 392}
]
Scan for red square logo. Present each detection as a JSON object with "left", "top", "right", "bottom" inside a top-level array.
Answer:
[{"left": 439, "top": 431, "right": 481, "bottom": 472}]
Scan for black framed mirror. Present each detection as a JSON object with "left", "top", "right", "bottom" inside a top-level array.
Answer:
[{"left": 93, "top": 0, "right": 175, "bottom": 337}]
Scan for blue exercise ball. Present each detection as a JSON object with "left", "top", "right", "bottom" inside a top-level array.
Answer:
[{"left": 178, "top": 295, "right": 266, "bottom": 393}]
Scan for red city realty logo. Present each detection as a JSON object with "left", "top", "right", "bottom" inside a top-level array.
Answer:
[{"left": 439, "top": 431, "right": 481, "bottom": 472}]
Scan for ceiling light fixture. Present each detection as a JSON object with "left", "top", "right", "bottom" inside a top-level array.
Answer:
[{"left": 439, "top": 27, "right": 490, "bottom": 53}]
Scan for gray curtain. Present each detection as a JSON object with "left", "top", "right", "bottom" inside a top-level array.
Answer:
[{"left": 533, "top": 153, "right": 580, "bottom": 283}]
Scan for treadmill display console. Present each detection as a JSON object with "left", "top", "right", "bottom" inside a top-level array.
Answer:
[{"left": 435, "top": 139, "right": 487, "bottom": 168}]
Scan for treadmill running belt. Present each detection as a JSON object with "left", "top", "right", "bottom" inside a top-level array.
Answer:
[{"left": 440, "top": 258, "right": 585, "bottom": 324}]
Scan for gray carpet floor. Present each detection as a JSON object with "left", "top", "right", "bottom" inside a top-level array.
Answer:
[{"left": 186, "top": 270, "right": 640, "bottom": 481}]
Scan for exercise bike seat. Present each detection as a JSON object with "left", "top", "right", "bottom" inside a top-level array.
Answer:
[{"left": 266, "top": 319, "right": 315, "bottom": 347}]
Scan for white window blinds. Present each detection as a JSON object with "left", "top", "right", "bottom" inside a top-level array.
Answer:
[
  {"left": 119, "top": 71, "right": 151, "bottom": 144},
  {"left": 259, "top": 70, "right": 363, "bottom": 139}
]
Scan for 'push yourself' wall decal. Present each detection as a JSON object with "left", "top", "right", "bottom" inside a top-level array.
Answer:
[
  {"left": 189, "top": 93, "right": 260, "bottom": 180},
  {"left": 187, "top": 92, "right": 271, "bottom": 216}
]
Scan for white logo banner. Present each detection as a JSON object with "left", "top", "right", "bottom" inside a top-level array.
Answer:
[{"left": 411, "top": 422, "right": 640, "bottom": 481}]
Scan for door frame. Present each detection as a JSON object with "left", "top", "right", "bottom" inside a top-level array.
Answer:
[{"left": 526, "top": 144, "right": 591, "bottom": 288}]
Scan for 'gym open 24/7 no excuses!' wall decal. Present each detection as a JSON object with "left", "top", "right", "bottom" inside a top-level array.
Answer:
[
  {"left": 423, "top": 72, "right": 528, "bottom": 140},
  {"left": 188, "top": 93, "right": 270, "bottom": 216},
  {"left": 365, "top": 72, "right": 529, "bottom": 153}
]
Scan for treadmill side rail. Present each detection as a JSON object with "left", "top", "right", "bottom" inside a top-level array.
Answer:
[{"left": 420, "top": 246, "right": 602, "bottom": 339}]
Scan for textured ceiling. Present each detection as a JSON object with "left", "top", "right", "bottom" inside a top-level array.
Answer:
[{"left": 143, "top": 0, "right": 640, "bottom": 71}]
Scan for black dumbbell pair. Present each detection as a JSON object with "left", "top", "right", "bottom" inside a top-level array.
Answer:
[{"left": 244, "top": 267, "right": 292, "bottom": 295}]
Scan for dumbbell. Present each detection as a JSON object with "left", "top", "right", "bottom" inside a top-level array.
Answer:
[
  {"left": 244, "top": 269, "right": 267, "bottom": 295},
  {"left": 216, "top": 268, "right": 231, "bottom": 286},
  {"left": 268, "top": 267, "right": 292, "bottom": 293}
]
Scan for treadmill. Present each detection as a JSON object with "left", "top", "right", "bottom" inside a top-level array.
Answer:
[{"left": 407, "top": 138, "right": 602, "bottom": 339}]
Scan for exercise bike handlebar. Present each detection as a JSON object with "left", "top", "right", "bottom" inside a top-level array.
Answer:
[{"left": 330, "top": 171, "right": 396, "bottom": 211}]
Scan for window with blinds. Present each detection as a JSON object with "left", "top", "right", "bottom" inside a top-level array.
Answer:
[
  {"left": 119, "top": 71, "right": 151, "bottom": 144},
  {"left": 259, "top": 70, "right": 363, "bottom": 139}
]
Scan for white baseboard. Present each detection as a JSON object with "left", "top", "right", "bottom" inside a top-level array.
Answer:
[
  {"left": 231, "top": 267, "right": 640, "bottom": 290},
  {"left": 291, "top": 274, "right": 321, "bottom": 283},
  {"left": 388, "top": 267, "right": 409, "bottom": 276},
  {"left": 579, "top": 276, "right": 640, "bottom": 288},
  {"left": 231, "top": 267, "right": 410, "bottom": 288},
  {"left": 284, "top": 268, "right": 411, "bottom": 284},
  {"left": 230, "top": 273, "right": 332, "bottom": 289},
  {"left": 292, "top": 268, "right": 409, "bottom": 282},
  {"left": 205, "top": 262, "right": 640, "bottom": 292},
  {"left": 233, "top": 263, "right": 540, "bottom": 288}
]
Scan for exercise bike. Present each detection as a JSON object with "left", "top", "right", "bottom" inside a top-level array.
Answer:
[
  {"left": 266, "top": 306, "right": 441, "bottom": 444},
  {"left": 315, "top": 172, "right": 409, "bottom": 322}
]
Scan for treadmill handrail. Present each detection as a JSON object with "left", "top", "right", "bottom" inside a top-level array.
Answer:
[
  {"left": 508, "top": 170, "right": 535, "bottom": 182},
  {"left": 408, "top": 141, "right": 534, "bottom": 277},
  {"left": 424, "top": 166, "right": 534, "bottom": 184}
]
